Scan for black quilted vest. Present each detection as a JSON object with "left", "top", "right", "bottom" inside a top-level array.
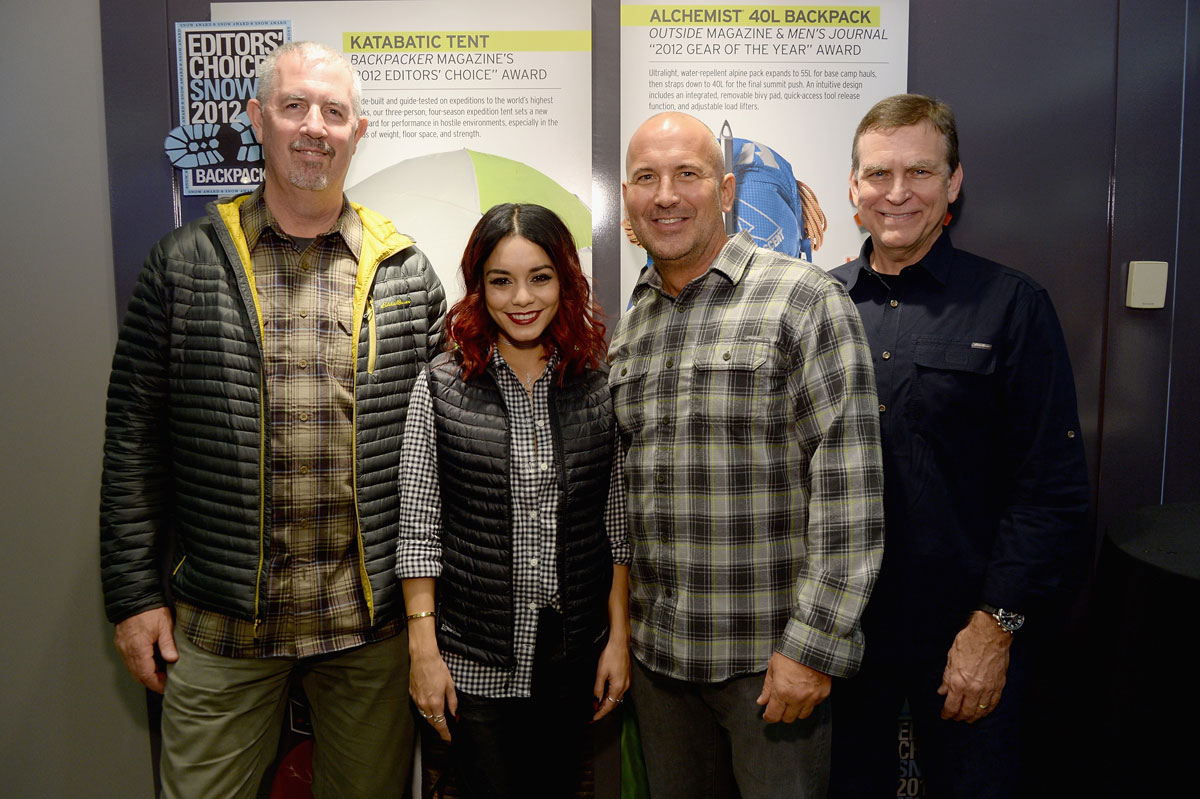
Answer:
[{"left": 425, "top": 351, "right": 615, "bottom": 667}]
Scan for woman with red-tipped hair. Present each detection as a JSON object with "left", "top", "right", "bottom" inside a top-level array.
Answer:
[{"left": 396, "top": 203, "right": 630, "bottom": 797}]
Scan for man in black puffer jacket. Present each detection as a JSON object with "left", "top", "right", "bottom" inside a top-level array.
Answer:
[{"left": 100, "top": 41, "right": 444, "bottom": 798}]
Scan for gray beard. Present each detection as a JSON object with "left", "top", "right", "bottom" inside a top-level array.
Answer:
[{"left": 287, "top": 164, "right": 330, "bottom": 191}]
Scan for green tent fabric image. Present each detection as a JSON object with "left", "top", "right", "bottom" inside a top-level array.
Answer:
[{"left": 348, "top": 149, "right": 592, "bottom": 302}]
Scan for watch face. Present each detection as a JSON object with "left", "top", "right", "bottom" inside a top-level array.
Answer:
[{"left": 995, "top": 609, "right": 1025, "bottom": 632}]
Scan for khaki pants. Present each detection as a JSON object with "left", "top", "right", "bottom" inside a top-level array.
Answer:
[{"left": 160, "top": 628, "right": 413, "bottom": 799}]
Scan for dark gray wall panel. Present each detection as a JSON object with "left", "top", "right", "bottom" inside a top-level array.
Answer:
[
  {"left": 101, "top": 0, "right": 180, "bottom": 315},
  {"left": 1100, "top": 0, "right": 1189, "bottom": 526},
  {"left": 1164, "top": 1, "right": 1200, "bottom": 502}
]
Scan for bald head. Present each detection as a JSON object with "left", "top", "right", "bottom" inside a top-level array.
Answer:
[
  {"left": 622, "top": 112, "right": 735, "bottom": 288},
  {"left": 625, "top": 112, "right": 724, "bottom": 181}
]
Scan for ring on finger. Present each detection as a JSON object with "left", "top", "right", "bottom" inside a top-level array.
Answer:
[
  {"left": 419, "top": 710, "right": 435, "bottom": 719},
  {"left": 431, "top": 714, "right": 446, "bottom": 723},
  {"left": 976, "top": 703, "right": 989, "bottom": 710},
  {"left": 606, "top": 696, "right": 623, "bottom": 704}
]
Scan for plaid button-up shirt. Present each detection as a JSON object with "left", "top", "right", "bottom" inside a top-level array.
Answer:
[
  {"left": 177, "top": 187, "right": 399, "bottom": 658},
  {"left": 609, "top": 232, "right": 884, "bottom": 682}
]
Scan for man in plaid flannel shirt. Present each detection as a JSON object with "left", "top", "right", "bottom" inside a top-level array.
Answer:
[{"left": 610, "top": 112, "right": 884, "bottom": 798}]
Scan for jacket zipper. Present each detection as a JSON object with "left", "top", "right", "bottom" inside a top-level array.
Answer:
[{"left": 367, "top": 299, "right": 378, "bottom": 374}]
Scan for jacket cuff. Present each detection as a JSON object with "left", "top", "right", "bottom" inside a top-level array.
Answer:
[{"left": 107, "top": 596, "right": 167, "bottom": 625}]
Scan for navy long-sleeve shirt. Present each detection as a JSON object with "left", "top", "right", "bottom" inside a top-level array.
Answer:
[{"left": 830, "top": 233, "right": 1089, "bottom": 650}]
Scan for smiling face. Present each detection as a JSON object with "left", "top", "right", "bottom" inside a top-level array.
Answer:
[
  {"left": 623, "top": 114, "right": 735, "bottom": 286},
  {"left": 483, "top": 235, "right": 561, "bottom": 350},
  {"left": 850, "top": 120, "right": 963, "bottom": 274},
  {"left": 247, "top": 52, "right": 366, "bottom": 197}
]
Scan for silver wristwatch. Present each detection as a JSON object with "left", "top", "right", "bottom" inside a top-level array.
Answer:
[{"left": 978, "top": 603, "right": 1024, "bottom": 634}]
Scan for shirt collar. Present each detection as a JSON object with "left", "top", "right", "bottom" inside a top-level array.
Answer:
[
  {"left": 629, "top": 230, "right": 755, "bottom": 302},
  {"left": 490, "top": 346, "right": 562, "bottom": 380},
  {"left": 846, "top": 230, "right": 955, "bottom": 290},
  {"left": 917, "top": 231, "right": 955, "bottom": 285},
  {"left": 239, "top": 184, "right": 362, "bottom": 259}
]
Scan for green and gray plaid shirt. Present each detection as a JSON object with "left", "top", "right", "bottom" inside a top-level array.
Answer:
[{"left": 610, "top": 232, "right": 884, "bottom": 682}]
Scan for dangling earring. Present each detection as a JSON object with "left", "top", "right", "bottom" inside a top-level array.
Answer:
[
  {"left": 942, "top": 212, "right": 953, "bottom": 226},
  {"left": 854, "top": 213, "right": 863, "bottom": 227}
]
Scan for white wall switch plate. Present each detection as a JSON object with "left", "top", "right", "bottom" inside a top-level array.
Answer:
[{"left": 1126, "top": 260, "right": 1169, "bottom": 309}]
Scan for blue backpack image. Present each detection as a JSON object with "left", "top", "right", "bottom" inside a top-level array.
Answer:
[{"left": 721, "top": 123, "right": 825, "bottom": 262}]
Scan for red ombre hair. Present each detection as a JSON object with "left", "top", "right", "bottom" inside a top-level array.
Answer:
[{"left": 445, "top": 203, "right": 607, "bottom": 382}]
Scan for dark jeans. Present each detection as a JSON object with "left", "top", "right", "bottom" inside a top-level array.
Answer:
[
  {"left": 830, "top": 638, "right": 1028, "bottom": 799},
  {"left": 449, "top": 610, "right": 597, "bottom": 799},
  {"left": 630, "top": 658, "right": 831, "bottom": 799}
]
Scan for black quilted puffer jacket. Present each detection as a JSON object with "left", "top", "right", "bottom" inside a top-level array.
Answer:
[
  {"left": 425, "top": 352, "right": 615, "bottom": 668},
  {"left": 100, "top": 193, "right": 445, "bottom": 627}
]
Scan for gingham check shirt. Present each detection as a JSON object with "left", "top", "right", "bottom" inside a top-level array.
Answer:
[
  {"left": 177, "top": 187, "right": 399, "bottom": 658},
  {"left": 609, "top": 231, "right": 884, "bottom": 682},
  {"left": 396, "top": 350, "right": 630, "bottom": 697}
]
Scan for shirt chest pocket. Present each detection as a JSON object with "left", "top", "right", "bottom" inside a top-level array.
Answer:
[
  {"left": 690, "top": 340, "right": 777, "bottom": 427},
  {"left": 610, "top": 357, "right": 651, "bottom": 433},
  {"left": 910, "top": 336, "right": 997, "bottom": 431}
]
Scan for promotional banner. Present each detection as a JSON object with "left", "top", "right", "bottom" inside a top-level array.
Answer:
[
  {"left": 619, "top": 2, "right": 909, "bottom": 297},
  {"left": 211, "top": 0, "right": 593, "bottom": 302}
]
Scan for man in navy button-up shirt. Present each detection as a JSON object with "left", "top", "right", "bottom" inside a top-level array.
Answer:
[{"left": 828, "top": 94, "right": 1089, "bottom": 799}]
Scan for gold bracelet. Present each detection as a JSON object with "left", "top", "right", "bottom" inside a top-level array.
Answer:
[{"left": 406, "top": 611, "right": 436, "bottom": 622}]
